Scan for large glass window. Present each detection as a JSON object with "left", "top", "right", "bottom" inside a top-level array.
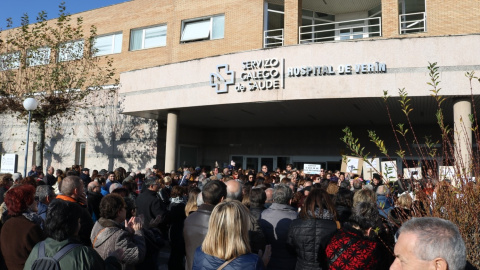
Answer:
[
  {"left": 130, "top": 25, "right": 167, "bottom": 51},
  {"left": 0, "top": 52, "right": 20, "bottom": 71},
  {"left": 27, "top": 47, "right": 51, "bottom": 67},
  {"left": 181, "top": 14, "right": 225, "bottom": 42},
  {"left": 93, "top": 32, "right": 122, "bottom": 56},
  {"left": 58, "top": 40, "right": 84, "bottom": 62}
]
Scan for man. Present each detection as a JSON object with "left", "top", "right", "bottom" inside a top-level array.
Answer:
[
  {"left": 80, "top": 167, "right": 92, "bottom": 188},
  {"left": 104, "top": 172, "right": 116, "bottom": 194},
  {"left": 179, "top": 170, "right": 191, "bottom": 186},
  {"left": 152, "top": 165, "right": 159, "bottom": 175},
  {"left": 45, "top": 166, "right": 56, "bottom": 186},
  {"left": 261, "top": 165, "right": 270, "bottom": 177},
  {"left": 183, "top": 180, "right": 226, "bottom": 270},
  {"left": 225, "top": 180, "right": 266, "bottom": 254},
  {"left": 28, "top": 165, "right": 37, "bottom": 177},
  {"left": 264, "top": 188, "right": 273, "bottom": 208},
  {"left": 12, "top": 172, "right": 22, "bottom": 184},
  {"left": 56, "top": 176, "right": 94, "bottom": 246},
  {"left": 390, "top": 217, "right": 466, "bottom": 270},
  {"left": 87, "top": 181, "right": 103, "bottom": 222},
  {"left": 135, "top": 176, "right": 167, "bottom": 228},
  {"left": 286, "top": 164, "right": 293, "bottom": 174},
  {"left": 260, "top": 184, "right": 297, "bottom": 270},
  {"left": 35, "top": 185, "right": 56, "bottom": 221}
]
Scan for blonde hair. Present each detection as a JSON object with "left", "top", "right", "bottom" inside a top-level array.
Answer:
[
  {"left": 397, "top": 193, "right": 413, "bottom": 209},
  {"left": 184, "top": 188, "right": 200, "bottom": 216},
  {"left": 353, "top": 189, "right": 377, "bottom": 207},
  {"left": 201, "top": 200, "right": 251, "bottom": 260}
]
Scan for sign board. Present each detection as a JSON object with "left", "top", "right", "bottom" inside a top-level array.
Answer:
[
  {"left": 381, "top": 161, "right": 397, "bottom": 181},
  {"left": 303, "top": 164, "right": 321, "bottom": 174},
  {"left": 362, "top": 158, "right": 380, "bottom": 180},
  {"left": 1, "top": 154, "right": 18, "bottom": 174},
  {"left": 439, "top": 166, "right": 455, "bottom": 181},
  {"left": 341, "top": 156, "right": 363, "bottom": 175},
  {"left": 403, "top": 167, "right": 422, "bottom": 180}
]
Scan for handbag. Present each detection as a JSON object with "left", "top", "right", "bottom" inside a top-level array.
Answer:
[{"left": 217, "top": 257, "right": 237, "bottom": 270}]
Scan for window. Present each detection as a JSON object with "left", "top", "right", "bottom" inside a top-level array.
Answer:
[
  {"left": 75, "top": 142, "right": 86, "bottom": 168},
  {"left": 181, "top": 14, "right": 224, "bottom": 42},
  {"left": 0, "top": 52, "right": 20, "bottom": 71},
  {"left": 27, "top": 47, "right": 51, "bottom": 67},
  {"left": 58, "top": 40, "right": 84, "bottom": 62},
  {"left": 130, "top": 25, "right": 167, "bottom": 51},
  {"left": 93, "top": 32, "right": 122, "bottom": 56}
]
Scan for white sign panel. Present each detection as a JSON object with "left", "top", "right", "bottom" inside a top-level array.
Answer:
[
  {"left": 1, "top": 154, "right": 17, "bottom": 174},
  {"left": 303, "top": 164, "right": 321, "bottom": 174},
  {"left": 381, "top": 161, "right": 397, "bottom": 181},
  {"left": 403, "top": 167, "right": 422, "bottom": 180},
  {"left": 439, "top": 166, "right": 455, "bottom": 181},
  {"left": 362, "top": 158, "right": 380, "bottom": 180}
]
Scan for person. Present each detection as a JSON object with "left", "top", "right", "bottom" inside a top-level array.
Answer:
[
  {"left": 80, "top": 167, "right": 92, "bottom": 188},
  {"left": 56, "top": 175, "right": 94, "bottom": 246},
  {"left": 192, "top": 200, "right": 271, "bottom": 270},
  {"left": 91, "top": 194, "right": 146, "bottom": 269},
  {"left": 135, "top": 177, "right": 167, "bottom": 228},
  {"left": 24, "top": 199, "right": 120, "bottom": 269},
  {"left": 0, "top": 184, "right": 45, "bottom": 270},
  {"left": 264, "top": 188, "right": 273, "bottom": 208},
  {"left": 325, "top": 201, "right": 391, "bottom": 269},
  {"left": 249, "top": 188, "right": 267, "bottom": 221},
  {"left": 179, "top": 170, "right": 191, "bottom": 186},
  {"left": 35, "top": 185, "right": 56, "bottom": 221},
  {"left": 390, "top": 217, "right": 466, "bottom": 270},
  {"left": 259, "top": 184, "right": 298, "bottom": 270},
  {"left": 185, "top": 187, "right": 201, "bottom": 216},
  {"left": 287, "top": 188, "right": 338, "bottom": 270},
  {"left": 28, "top": 165, "right": 38, "bottom": 177},
  {"left": 261, "top": 165, "right": 270, "bottom": 177},
  {"left": 0, "top": 174, "right": 13, "bottom": 204},
  {"left": 166, "top": 186, "right": 187, "bottom": 270},
  {"left": 184, "top": 180, "right": 227, "bottom": 270},
  {"left": 45, "top": 166, "right": 56, "bottom": 186},
  {"left": 87, "top": 180, "right": 103, "bottom": 222}
]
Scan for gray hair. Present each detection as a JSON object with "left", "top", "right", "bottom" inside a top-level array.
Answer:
[
  {"left": 272, "top": 184, "right": 293, "bottom": 205},
  {"left": 36, "top": 185, "right": 55, "bottom": 203},
  {"left": 226, "top": 179, "right": 243, "bottom": 201},
  {"left": 398, "top": 217, "right": 466, "bottom": 270},
  {"left": 197, "top": 192, "right": 203, "bottom": 206}
]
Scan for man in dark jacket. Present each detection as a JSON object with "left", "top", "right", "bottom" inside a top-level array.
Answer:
[
  {"left": 135, "top": 177, "right": 167, "bottom": 228},
  {"left": 45, "top": 166, "right": 56, "bottom": 186},
  {"left": 183, "top": 180, "right": 226, "bottom": 270},
  {"left": 87, "top": 181, "right": 103, "bottom": 222},
  {"left": 55, "top": 176, "right": 94, "bottom": 247},
  {"left": 260, "top": 184, "right": 297, "bottom": 270},
  {"left": 80, "top": 168, "right": 92, "bottom": 188}
]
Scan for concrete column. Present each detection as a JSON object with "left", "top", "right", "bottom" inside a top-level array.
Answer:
[
  {"left": 284, "top": 0, "right": 302, "bottom": 45},
  {"left": 453, "top": 99, "right": 472, "bottom": 177},
  {"left": 381, "top": 0, "right": 400, "bottom": 38},
  {"left": 164, "top": 110, "right": 179, "bottom": 173}
]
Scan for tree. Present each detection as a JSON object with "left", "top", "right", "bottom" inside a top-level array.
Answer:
[{"left": 0, "top": 3, "right": 116, "bottom": 168}]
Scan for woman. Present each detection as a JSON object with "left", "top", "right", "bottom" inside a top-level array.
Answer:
[
  {"left": 167, "top": 186, "right": 187, "bottom": 270},
  {"left": 90, "top": 194, "right": 146, "bottom": 270},
  {"left": 287, "top": 188, "right": 338, "bottom": 270},
  {"left": 0, "top": 184, "right": 45, "bottom": 270},
  {"left": 185, "top": 187, "right": 201, "bottom": 216},
  {"left": 325, "top": 202, "right": 392, "bottom": 270},
  {"left": 193, "top": 200, "right": 270, "bottom": 270}
]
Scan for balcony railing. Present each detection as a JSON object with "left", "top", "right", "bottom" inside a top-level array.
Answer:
[
  {"left": 399, "top": 12, "right": 426, "bottom": 34},
  {"left": 299, "top": 17, "right": 381, "bottom": 44},
  {"left": 264, "top": 29, "right": 284, "bottom": 48}
]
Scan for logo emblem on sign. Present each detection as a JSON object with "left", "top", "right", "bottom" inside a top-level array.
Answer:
[{"left": 210, "top": 64, "right": 235, "bottom": 94}]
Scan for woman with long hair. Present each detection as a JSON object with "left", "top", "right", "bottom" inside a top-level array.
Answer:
[
  {"left": 287, "top": 188, "right": 338, "bottom": 270},
  {"left": 193, "top": 200, "right": 271, "bottom": 269}
]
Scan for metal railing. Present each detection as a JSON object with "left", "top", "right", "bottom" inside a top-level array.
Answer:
[
  {"left": 263, "top": 29, "right": 284, "bottom": 48},
  {"left": 299, "top": 17, "right": 381, "bottom": 44},
  {"left": 399, "top": 12, "right": 426, "bottom": 34}
]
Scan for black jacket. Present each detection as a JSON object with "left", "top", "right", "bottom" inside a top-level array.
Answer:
[
  {"left": 287, "top": 218, "right": 337, "bottom": 270},
  {"left": 135, "top": 189, "right": 167, "bottom": 229},
  {"left": 183, "top": 203, "right": 215, "bottom": 270},
  {"left": 87, "top": 191, "right": 103, "bottom": 221}
]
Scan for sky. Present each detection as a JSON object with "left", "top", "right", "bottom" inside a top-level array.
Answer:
[{"left": 0, "top": 0, "right": 130, "bottom": 30}]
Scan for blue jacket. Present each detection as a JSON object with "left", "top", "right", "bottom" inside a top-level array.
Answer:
[{"left": 193, "top": 247, "right": 264, "bottom": 270}]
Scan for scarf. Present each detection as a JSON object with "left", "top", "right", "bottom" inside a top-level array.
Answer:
[{"left": 23, "top": 210, "right": 44, "bottom": 229}]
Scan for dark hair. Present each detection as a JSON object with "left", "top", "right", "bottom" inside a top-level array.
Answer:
[
  {"left": 334, "top": 188, "right": 353, "bottom": 208},
  {"left": 45, "top": 199, "right": 82, "bottom": 241},
  {"left": 5, "top": 184, "right": 36, "bottom": 215},
  {"left": 123, "top": 196, "right": 136, "bottom": 221},
  {"left": 100, "top": 194, "right": 126, "bottom": 220},
  {"left": 171, "top": 185, "right": 184, "bottom": 198},
  {"left": 202, "top": 180, "right": 227, "bottom": 205},
  {"left": 20, "top": 176, "right": 37, "bottom": 188},
  {"left": 0, "top": 174, "right": 12, "bottom": 188},
  {"left": 349, "top": 201, "right": 379, "bottom": 231},
  {"left": 144, "top": 176, "right": 158, "bottom": 188},
  {"left": 300, "top": 188, "right": 337, "bottom": 220}
]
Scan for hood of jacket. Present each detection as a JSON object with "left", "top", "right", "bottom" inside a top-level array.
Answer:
[{"left": 92, "top": 218, "right": 123, "bottom": 248}]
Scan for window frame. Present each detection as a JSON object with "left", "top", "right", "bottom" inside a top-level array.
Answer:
[
  {"left": 93, "top": 32, "right": 123, "bottom": 56},
  {"left": 180, "top": 14, "right": 225, "bottom": 43},
  {"left": 129, "top": 24, "right": 167, "bottom": 51}
]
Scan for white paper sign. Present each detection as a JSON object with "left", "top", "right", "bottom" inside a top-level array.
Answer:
[
  {"left": 439, "top": 166, "right": 455, "bottom": 181},
  {"left": 403, "top": 167, "right": 422, "bottom": 180},
  {"left": 303, "top": 164, "right": 321, "bottom": 174},
  {"left": 363, "top": 158, "right": 380, "bottom": 180},
  {"left": 1, "top": 154, "right": 17, "bottom": 174},
  {"left": 381, "top": 161, "right": 397, "bottom": 181}
]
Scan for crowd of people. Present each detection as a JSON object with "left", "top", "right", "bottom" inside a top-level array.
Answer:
[{"left": 0, "top": 163, "right": 470, "bottom": 270}]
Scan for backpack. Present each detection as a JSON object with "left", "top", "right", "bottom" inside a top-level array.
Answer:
[{"left": 31, "top": 241, "right": 82, "bottom": 270}]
